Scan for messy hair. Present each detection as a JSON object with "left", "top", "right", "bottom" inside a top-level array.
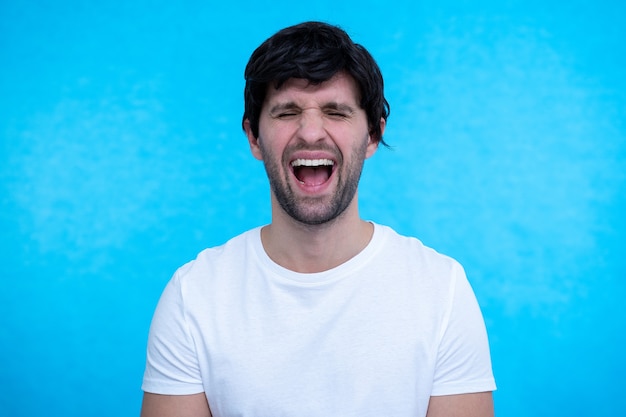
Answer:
[{"left": 243, "top": 21, "right": 390, "bottom": 146}]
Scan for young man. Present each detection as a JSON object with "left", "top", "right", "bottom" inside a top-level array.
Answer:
[{"left": 141, "top": 21, "right": 496, "bottom": 417}]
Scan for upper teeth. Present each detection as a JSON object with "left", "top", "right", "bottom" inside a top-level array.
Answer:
[{"left": 291, "top": 159, "right": 334, "bottom": 167}]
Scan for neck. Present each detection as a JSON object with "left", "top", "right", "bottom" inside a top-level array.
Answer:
[{"left": 260, "top": 199, "right": 374, "bottom": 274}]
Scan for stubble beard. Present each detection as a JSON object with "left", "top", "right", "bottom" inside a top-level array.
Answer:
[{"left": 259, "top": 138, "right": 369, "bottom": 226}]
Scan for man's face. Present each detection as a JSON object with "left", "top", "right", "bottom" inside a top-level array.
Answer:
[{"left": 245, "top": 72, "right": 381, "bottom": 226}]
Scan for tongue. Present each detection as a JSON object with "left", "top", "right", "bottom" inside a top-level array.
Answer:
[{"left": 297, "top": 166, "right": 330, "bottom": 186}]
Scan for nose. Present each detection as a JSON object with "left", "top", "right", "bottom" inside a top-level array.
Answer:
[{"left": 296, "top": 110, "right": 327, "bottom": 144}]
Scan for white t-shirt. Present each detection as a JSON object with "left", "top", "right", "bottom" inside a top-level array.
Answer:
[{"left": 142, "top": 223, "right": 496, "bottom": 416}]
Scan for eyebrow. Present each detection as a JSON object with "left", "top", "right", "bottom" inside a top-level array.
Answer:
[
  {"left": 323, "top": 102, "right": 356, "bottom": 113},
  {"left": 268, "top": 102, "right": 299, "bottom": 115}
]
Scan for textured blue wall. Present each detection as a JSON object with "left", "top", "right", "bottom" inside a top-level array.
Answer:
[{"left": 1, "top": 1, "right": 624, "bottom": 416}]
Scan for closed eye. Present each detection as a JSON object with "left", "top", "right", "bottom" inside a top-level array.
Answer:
[
  {"left": 276, "top": 112, "right": 298, "bottom": 118},
  {"left": 269, "top": 102, "right": 301, "bottom": 119},
  {"left": 327, "top": 112, "right": 349, "bottom": 118},
  {"left": 323, "top": 103, "right": 354, "bottom": 119}
]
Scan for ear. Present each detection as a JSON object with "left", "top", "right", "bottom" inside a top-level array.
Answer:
[
  {"left": 243, "top": 119, "right": 264, "bottom": 161},
  {"left": 365, "top": 117, "right": 386, "bottom": 159}
]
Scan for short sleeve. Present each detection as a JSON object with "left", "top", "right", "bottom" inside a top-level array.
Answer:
[
  {"left": 141, "top": 270, "right": 205, "bottom": 395},
  {"left": 430, "top": 262, "right": 497, "bottom": 396}
]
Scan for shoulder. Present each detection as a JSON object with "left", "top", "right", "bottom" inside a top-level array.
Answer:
[
  {"left": 172, "top": 227, "right": 263, "bottom": 288},
  {"left": 370, "top": 223, "right": 470, "bottom": 306},
  {"left": 373, "top": 223, "right": 461, "bottom": 275}
]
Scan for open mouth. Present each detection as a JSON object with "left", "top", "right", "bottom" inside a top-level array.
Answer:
[{"left": 290, "top": 158, "right": 335, "bottom": 186}]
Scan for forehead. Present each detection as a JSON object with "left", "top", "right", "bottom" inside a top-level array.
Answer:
[{"left": 263, "top": 72, "right": 361, "bottom": 107}]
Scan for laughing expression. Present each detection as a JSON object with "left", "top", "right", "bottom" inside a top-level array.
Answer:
[{"left": 247, "top": 72, "right": 380, "bottom": 226}]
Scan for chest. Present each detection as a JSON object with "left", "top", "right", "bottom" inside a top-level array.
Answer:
[{"left": 190, "top": 272, "right": 441, "bottom": 417}]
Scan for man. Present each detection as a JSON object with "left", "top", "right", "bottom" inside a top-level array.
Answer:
[{"left": 141, "top": 21, "right": 496, "bottom": 417}]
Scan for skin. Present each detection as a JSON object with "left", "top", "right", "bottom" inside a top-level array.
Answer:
[
  {"left": 139, "top": 391, "right": 494, "bottom": 417},
  {"left": 141, "top": 71, "right": 494, "bottom": 416},
  {"left": 244, "top": 72, "right": 379, "bottom": 273},
  {"left": 140, "top": 393, "right": 211, "bottom": 417},
  {"left": 426, "top": 392, "right": 494, "bottom": 417}
]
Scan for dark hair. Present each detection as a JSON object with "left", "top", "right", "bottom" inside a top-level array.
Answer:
[{"left": 242, "top": 21, "right": 390, "bottom": 146}]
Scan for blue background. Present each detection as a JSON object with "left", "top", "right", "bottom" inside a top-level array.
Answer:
[{"left": 1, "top": 1, "right": 624, "bottom": 415}]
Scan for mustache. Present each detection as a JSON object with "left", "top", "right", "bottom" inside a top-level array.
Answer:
[
  {"left": 284, "top": 142, "right": 339, "bottom": 153},
  {"left": 283, "top": 142, "right": 342, "bottom": 161}
]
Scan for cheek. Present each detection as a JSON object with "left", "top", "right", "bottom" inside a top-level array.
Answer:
[
  {"left": 339, "top": 128, "right": 373, "bottom": 156},
  {"left": 258, "top": 121, "right": 295, "bottom": 148}
]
